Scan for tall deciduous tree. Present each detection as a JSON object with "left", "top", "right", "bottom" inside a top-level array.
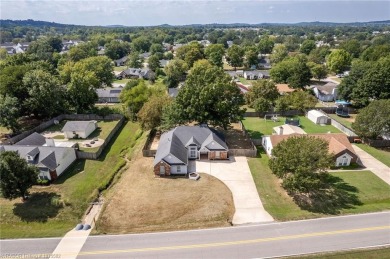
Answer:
[
  {"left": 176, "top": 42, "right": 204, "bottom": 68},
  {"left": 72, "top": 56, "right": 114, "bottom": 86},
  {"left": 126, "top": 51, "right": 143, "bottom": 68},
  {"left": 300, "top": 40, "right": 316, "bottom": 55},
  {"left": 0, "top": 151, "right": 39, "bottom": 200},
  {"left": 245, "top": 80, "right": 279, "bottom": 107},
  {"left": 308, "top": 62, "right": 328, "bottom": 81},
  {"left": 339, "top": 39, "right": 361, "bottom": 58},
  {"left": 244, "top": 46, "right": 259, "bottom": 69},
  {"left": 270, "top": 44, "right": 288, "bottom": 64},
  {"left": 104, "top": 40, "right": 131, "bottom": 60},
  {"left": 0, "top": 95, "right": 20, "bottom": 133},
  {"left": 258, "top": 35, "right": 274, "bottom": 55},
  {"left": 270, "top": 55, "right": 312, "bottom": 89},
  {"left": 164, "top": 60, "right": 245, "bottom": 129},
  {"left": 352, "top": 100, "right": 390, "bottom": 140},
  {"left": 120, "top": 80, "right": 151, "bottom": 119},
  {"left": 137, "top": 95, "right": 171, "bottom": 130},
  {"left": 275, "top": 91, "right": 317, "bottom": 113},
  {"left": 205, "top": 44, "right": 225, "bottom": 68},
  {"left": 226, "top": 44, "right": 244, "bottom": 69},
  {"left": 326, "top": 49, "right": 351, "bottom": 73},
  {"left": 148, "top": 54, "right": 161, "bottom": 71},
  {"left": 339, "top": 57, "right": 390, "bottom": 107},
  {"left": 23, "top": 69, "right": 68, "bottom": 118},
  {"left": 269, "top": 136, "right": 333, "bottom": 194},
  {"left": 164, "top": 58, "right": 188, "bottom": 88},
  {"left": 67, "top": 71, "right": 99, "bottom": 113}
]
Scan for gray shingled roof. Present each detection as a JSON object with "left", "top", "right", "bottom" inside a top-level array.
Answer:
[
  {"left": 153, "top": 126, "right": 228, "bottom": 166},
  {"left": 15, "top": 132, "right": 46, "bottom": 146},
  {"left": 315, "top": 82, "right": 338, "bottom": 95},
  {"left": 0, "top": 145, "right": 74, "bottom": 171},
  {"left": 96, "top": 88, "right": 122, "bottom": 98},
  {"left": 62, "top": 121, "right": 95, "bottom": 132}
]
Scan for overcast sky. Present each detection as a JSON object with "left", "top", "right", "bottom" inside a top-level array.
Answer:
[{"left": 1, "top": 0, "right": 389, "bottom": 26}]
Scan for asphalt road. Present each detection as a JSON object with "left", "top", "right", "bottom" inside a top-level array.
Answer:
[{"left": 1, "top": 212, "right": 389, "bottom": 258}]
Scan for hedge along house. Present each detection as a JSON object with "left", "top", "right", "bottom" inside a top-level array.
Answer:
[
  {"left": 62, "top": 121, "right": 97, "bottom": 139},
  {"left": 153, "top": 125, "right": 229, "bottom": 177}
]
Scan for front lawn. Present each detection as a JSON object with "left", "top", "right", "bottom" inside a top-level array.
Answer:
[
  {"left": 0, "top": 122, "right": 143, "bottom": 239},
  {"left": 95, "top": 157, "right": 234, "bottom": 234},
  {"left": 248, "top": 150, "right": 390, "bottom": 221},
  {"left": 242, "top": 116, "right": 341, "bottom": 139},
  {"left": 355, "top": 143, "right": 390, "bottom": 167}
]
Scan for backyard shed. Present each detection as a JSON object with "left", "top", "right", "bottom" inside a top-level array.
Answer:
[
  {"left": 62, "top": 121, "right": 98, "bottom": 139},
  {"left": 307, "top": 110, "right": 331, "bottom": 125}
]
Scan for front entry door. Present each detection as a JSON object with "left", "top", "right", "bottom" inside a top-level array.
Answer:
[
  {"left": 160, "top": 166, "right": 165, "bottom": 175},
  {"left": 215, "top": 151, "right": 221, "bottom": 159}
]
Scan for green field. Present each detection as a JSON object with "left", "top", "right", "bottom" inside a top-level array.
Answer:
[
  {"left": 249, "top": 150, "right": 390, "bottom": 221},
  {"left": 242, "top": 116, "right": 341, "bottom": 139},
  {"left": 0, "top": 122, "right": 144, "bottom": 239},
  {"left": 355, "top": 143, "right": 390, "bottom": 167}
]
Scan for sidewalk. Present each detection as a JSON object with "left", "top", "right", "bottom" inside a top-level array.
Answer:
[
  {"left": 50, "top": 202, "right": 103, "bottom": 259},
  {"left": 352, "top": 145, "right": 390, "bottom": 185}
]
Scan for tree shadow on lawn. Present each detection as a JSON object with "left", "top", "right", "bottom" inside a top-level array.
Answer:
[
  {"left": 53, "top": 160, "right": 86, "bottom": 185},
  {"left": 292, "top": 175, "right": 362, "bottom": 215},
  {"left": 13, "top": 192, "right": 63, "bottom": 222}
]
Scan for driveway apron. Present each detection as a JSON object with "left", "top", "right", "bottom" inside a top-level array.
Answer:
[{"left": 189, "top": 156, "right": 274, "bottom": 225}]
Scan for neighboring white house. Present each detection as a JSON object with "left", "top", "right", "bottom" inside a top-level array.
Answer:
[
  {"left": 307, "top": 110, "right": 331, "bottom": 125},
  {"left": 273, "top": 124, "right": 307, "bottom": 135},
  {"left": 262, "top": 133, "right": 358, "bottom": 166},
  {"left": 62, "top": 121, "right": 97, "bottom": 139},
  {"left": 0, "top": 145, "right": 77, "bottom": 181},
  {"left": 243, "top": 70, "right": 270, "bottom": 80},
  {"left": 312, "top": 82, "right": 338, "bottom": 102}
]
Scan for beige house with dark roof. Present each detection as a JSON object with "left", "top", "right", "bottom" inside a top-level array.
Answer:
[{"left": 262, "top": 133, "right": 358, "bottom": 166}]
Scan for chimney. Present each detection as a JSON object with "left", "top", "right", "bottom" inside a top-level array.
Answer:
[
  {"left": 46, "top": 138, "right": 55, "bottom": 147},
  {"left": 279, "top": 126, "right": 284, "bottom": 135}
]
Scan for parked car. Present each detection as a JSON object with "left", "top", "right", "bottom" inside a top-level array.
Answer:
[{"left": 336, "top": 74, "right": 344, "bottom": 78}]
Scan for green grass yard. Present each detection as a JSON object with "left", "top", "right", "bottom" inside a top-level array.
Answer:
[
  {"left": 0, "top": 122, "right": 144, "bottom": 239},
  {"left": 355, "top": 143, "right": 390, "bottom": 167},
  {"left": 242, "top": 116, "right": 341, "bottom": 139},
  {"left": 328, "top": 113, "right": 355, "bottom": 129},
  {"left": 113, "top": 78, "right": 130, "bottom": 84},
  {"left": 113, "top": 66, "right": 127, "bottom": 72},
  {"left": 248, "top": 150, "right": 390, "bottom": 221}
]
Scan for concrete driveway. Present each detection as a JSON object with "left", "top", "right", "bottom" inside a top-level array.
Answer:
[
  {"left": 353, "top": 145, "right": 390, "bottom": 185},
  {"left": 188, "top": 156, "right": 274, "bottom": 225}
]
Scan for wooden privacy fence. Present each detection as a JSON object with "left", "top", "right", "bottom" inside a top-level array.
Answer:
[
  {"left": 364, "top": 139, "right": 390, "bottom": 148},
  {"left": 4, "top": 114, "right": 124, "bottom": 145},
  {"left": 3, "top": 114, "right": 125, "bottom": 160},
  {"left": 142, "top": 129, "right": 157, "bottom": 157},
  {"left": 76, "top": 116, "right": 125, "bottom": 160}
]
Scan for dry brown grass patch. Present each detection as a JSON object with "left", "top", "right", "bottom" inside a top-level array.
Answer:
[{"left": 95, "top": 156, "right": 234, "bottom": 234}]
